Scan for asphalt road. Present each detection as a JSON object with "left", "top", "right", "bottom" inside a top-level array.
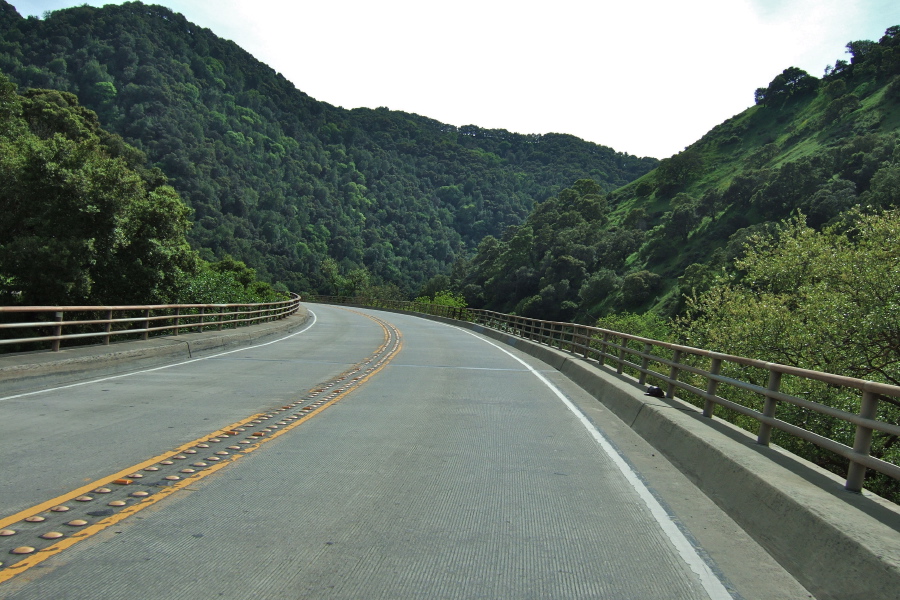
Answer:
[{"left": 0, "top": 304, "right": 813, "bottom": 599}]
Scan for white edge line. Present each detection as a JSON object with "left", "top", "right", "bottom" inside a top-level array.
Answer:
[
  {"left": 0, "top": 310, "right": 318, "bottom": 403},
  {"left": 449, "top": 324, "right": 734, "bottom": 600}
]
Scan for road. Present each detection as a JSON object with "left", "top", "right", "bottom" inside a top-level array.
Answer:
[{"left": 0, "top": 304, "right": 812, "bottom": 599}]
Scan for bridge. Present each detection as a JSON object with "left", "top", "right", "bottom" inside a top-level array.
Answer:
[{"left": 0, "top": 302, "right": 898, "bottom": 599}]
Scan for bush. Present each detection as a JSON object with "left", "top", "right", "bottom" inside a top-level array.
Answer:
[{"left": 414, "top": 289, "right": 467, "bottom": 308}]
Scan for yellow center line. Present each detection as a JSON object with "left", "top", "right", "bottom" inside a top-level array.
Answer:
[
  {"left": 0, "top": 414, "right": 263, "bottom": 531},
  {"left": 0, "top": 309, "right": 402, "bottom": 584}
]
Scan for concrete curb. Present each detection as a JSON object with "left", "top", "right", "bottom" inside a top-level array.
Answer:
[
  {"left": 351, "top": 306, "right": 900, "bottom": 600},
  {"left": 0, "top": 308, "right": 311, "bottom": 396}
]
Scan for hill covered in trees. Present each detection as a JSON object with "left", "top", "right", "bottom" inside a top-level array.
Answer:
[
  {"left": 0, "top": 71, "right": 287, "bottom": 307},
  {"left": 0, "top": 0, "right": 656, "bottom": 296},
  {"left": 452, "top": 25, "right": 900, "bottom": 322}
]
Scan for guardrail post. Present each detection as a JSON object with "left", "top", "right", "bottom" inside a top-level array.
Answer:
[
  {"left": 639, "top": 342, "right": 653, "bottom": 385},
  {"left": 142, "top": 309, "right": 150, "bottom": 340},
  {"left": 103, "top": 309, "right": 113, "bottom": 345},
  {"left": 598, "top": 333, "right": 610, "bottom": 366},
  {"left": 218, "top": 306, "right": 224, "bottom": 331},
  {"left": 198, "top": 307, "right": 205, "bottom": 332},
  {"left": 173, "top": 307, "right": 181, "bottom": 336},
  {"left": 617, "top": 336, "right": 627, "bottom": 374},
  {"left": 757, "top": 370, "right": 782, "bottom": 445},
  {"left": 703, "top": 357, "right": 723, "bottom": 417},
  {"left": 51, "top": 311, "right": 63, "bottom": 352},
  {"left": 666, "top": 350, "right": 683, "bottom": 398},
  {"left": 846, "top": 390, "right": 879, "bottom": 492}
]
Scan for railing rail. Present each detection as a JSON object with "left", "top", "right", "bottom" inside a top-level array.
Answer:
[
  {"left": 0, "top": 293, "right": 302, "bottom": 351},
  {"left": 302, "top": 294, "right": 900, "bottom": 494}
]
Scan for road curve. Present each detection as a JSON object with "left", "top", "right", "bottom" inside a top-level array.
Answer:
[{"left": 0, "top": 304, "right": 810, "bottom": 599}]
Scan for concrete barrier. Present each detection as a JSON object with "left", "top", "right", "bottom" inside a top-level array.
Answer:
[{"left": 0, "top": 308, "right": 311, "bottom": 396}]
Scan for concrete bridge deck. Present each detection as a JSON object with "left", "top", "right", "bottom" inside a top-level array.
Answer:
[{"left": 0, "top": 304, "right": 895, "bottom": 599}]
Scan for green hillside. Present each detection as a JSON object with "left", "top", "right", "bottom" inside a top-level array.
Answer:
[
  {"left": 455, "top": 26, "right": 900, "bottom": 321},
  {"left": 0, "top": 0, "right": 655, "bottom": 296}
]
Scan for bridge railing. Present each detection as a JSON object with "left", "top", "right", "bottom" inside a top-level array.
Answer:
[
  {"left": 302, "top": 294, "right": 900, "bottom": 495},
  {"left": 0, "top": 293, "right": 302, "bottom": 352}
]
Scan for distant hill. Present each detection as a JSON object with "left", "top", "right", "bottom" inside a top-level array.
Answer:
[
  {"left": 455, "top": 25, "right": 900, "bottom": 321},
  {"left": 0, "top": 0, "right": 656, "bottom": 295}
]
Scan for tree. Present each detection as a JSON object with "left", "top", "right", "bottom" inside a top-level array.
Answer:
[
  {"left": 864, "top": 163, "right": 900, "bottom": 208},
  {"left": 754, "top": 87, "right": 767, "bottom": 106},
  {"left": 677, "top": 211, "right": 900, "bottom": 498},
  {"left": 418, "top": 274, "right": 451, "bottom": 299},
  {"left": 846, "top": 40, "right": 876, "bottom": 64},
  {"left": 800, "top": 178, "right": 857, "bottom": 227},
  {"left": 666, "top": 193, "right": 701, "bottom": 240},
  {"left": 621, "top": 270, "right": 661, "bottom": 307},
  {"left": 0, "top": 77, "right": 197, "bottom": 305},
  {"left": 823, "top": 94, "right": 861, "bottom": 124},
  {"left": 656, "top": 149, "right": 703, "bottom": 192},
  {"left": 318, "top": 257, "right": 345, "bottom": 296},
  {"left": 209, "top": 255, "right": 257, "bottom": 287},
  {"left": 578, "top": 269, "right": 621, "bottom": 306},
  {"left": 757, "top": 67, "right": 818, "bottom": 106}
]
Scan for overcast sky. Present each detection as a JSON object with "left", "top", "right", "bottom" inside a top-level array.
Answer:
[{"left": 9, "top": 0, "right": 900, "bottom": 158}]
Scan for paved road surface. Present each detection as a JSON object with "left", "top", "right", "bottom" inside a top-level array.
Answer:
[{"left": 0, "top": 304, "right": 812, "bottom": 599}]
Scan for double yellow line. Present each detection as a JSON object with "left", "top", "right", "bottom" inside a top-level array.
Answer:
[{"left": 0, "top": 309, "right": 402, "bottom": 584}]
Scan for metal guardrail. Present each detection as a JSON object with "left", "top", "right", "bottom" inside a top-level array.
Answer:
[
  {"left": 303, "top": 294, "right": 900, "bottom": 494},
  {"left": 0, "top": 293, "right": 302, "bottom": 352}
]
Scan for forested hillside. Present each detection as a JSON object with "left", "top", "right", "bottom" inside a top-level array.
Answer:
[
  {"left": 454, "top": 25, "right": 900, "bottom": 321},
  {"left": 0, "top": 0, "right": 655, "bottom": 295},
  {"left": 0, "top": 72, "right": 196, "bottom": 305},
  {"left": 0, "top": 71, "right": 290, "bottom": 307}
]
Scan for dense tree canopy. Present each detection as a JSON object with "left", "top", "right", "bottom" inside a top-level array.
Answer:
[
  {"left": 677, "top": 211, "right": 900, "bottom": 500},
  {"left": 0, "top": 72, "right": 196, "bottom": 305},
  {"left": 0, "top": 0, "right": 656, "bottom": 296}
]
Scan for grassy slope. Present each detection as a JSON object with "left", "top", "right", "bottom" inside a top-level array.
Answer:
[{"left": 599, "top": 48, "right": 900, "bottom": 316}]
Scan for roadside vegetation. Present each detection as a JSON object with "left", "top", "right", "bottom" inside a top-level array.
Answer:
[{"left": 0, "top": 72, "right": 282, "bottom": 307}]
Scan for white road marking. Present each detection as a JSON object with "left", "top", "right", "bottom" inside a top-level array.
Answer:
[
  {"left": 452, "top": 325, "right": 735, "bottom": 600},
  {"left": 0, "top": 310, "right": 318, "bottom": 403}
]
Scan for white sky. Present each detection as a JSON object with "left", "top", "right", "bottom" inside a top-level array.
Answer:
[{"left": 9, "top": 0, "right": 900, "bottom": 158}]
